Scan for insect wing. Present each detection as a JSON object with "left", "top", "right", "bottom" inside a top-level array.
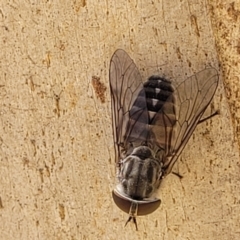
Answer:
[
  {"left": 109, "top": 49, "right": 148, "bottom": 163},
  {"left": 152, "top": 68, "right": 219, "bottom": 175}
]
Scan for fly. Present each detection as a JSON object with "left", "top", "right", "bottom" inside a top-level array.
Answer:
[{"left": 109, "top": 49, "right": 219, "bottom": 230}]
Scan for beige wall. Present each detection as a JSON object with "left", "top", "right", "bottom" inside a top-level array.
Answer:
[{"left": 0, "top": 0, "right": 239, "bottom": 239}]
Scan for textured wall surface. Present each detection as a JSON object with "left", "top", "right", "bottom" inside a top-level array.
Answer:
[{"left": 0, "top": 0, "right": 239, "bottom": 239}]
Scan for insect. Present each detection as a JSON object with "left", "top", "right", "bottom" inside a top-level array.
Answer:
[{"left": 109, "top": 49, "right": 219, "bottom": 230}]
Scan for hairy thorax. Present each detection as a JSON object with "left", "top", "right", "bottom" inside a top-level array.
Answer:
[{"left": 118, "top": 146, "right": 163, "bottom": 200}]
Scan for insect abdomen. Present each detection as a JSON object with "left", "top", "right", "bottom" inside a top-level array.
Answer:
[
  {"left": 126, "top": 76, "right": 177, "bottom": 152},
  {"left": 143, "top": 76, "right": 175, "bottom": 123}
]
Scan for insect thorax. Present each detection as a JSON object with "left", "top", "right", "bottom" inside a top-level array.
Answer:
[{"left": 118, "top": 146, "right": 163, "bottom": 200}]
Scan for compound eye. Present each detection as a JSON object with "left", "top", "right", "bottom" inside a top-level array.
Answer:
[
  {"left": 112, "top": 189, "right": 161, "bottom": 216},
  {"left": 137, "top": 199, "right": 161, "bottom": 216},
  {"left": 112, "top": 190, "right": 132, "bottom": 214}
]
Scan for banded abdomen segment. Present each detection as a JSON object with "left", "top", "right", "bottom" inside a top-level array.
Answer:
[
  {"left": 144, "top": 76, "right": 176, "bottom": 154},
  {"left": 144, "top": 76, "right": 175, "bottom": 123},
  {"left": 125, "top": 76, "right": 176, "bottom": 153}
]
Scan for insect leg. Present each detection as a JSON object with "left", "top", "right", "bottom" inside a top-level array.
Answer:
[
  {"left": 198, "top": 110, "right": 219, "bottom": 124},
  {"left": 172, "top": 172, "right": 183, "bottom": 179}
]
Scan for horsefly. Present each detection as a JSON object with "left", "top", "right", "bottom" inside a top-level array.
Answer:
[{"left": 109, "top": 49, "right": 219, "bottom": 230}]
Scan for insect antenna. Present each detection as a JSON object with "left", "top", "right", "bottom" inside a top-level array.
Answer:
[
  {"left": 125, "top": 216, "right": 138, "bottom": 231},
  {"left": 124, "top": 201, "right": 139, "bottom": 230}
]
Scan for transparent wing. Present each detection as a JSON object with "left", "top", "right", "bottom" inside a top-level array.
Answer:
[
  {"left": 151, "top": 68, "right": 219, "bottom": 175},
  {"left": 109, "top": 49, "right": 149, "bottom": 164}
]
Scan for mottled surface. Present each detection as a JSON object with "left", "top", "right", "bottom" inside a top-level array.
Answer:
[
  {"left": 0, "top": 1, "right": 239, "bottom": 240},
  {"left": 210, "top": 1, "right": 240, "bottom": 149}
]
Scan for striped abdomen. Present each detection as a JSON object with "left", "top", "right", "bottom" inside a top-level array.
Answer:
[
  {"left": 126, "top": 76, "right": 176, "bottom": 150},
  {"left": 144, "top": 76, "right": 175, "bottom": 124}
]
